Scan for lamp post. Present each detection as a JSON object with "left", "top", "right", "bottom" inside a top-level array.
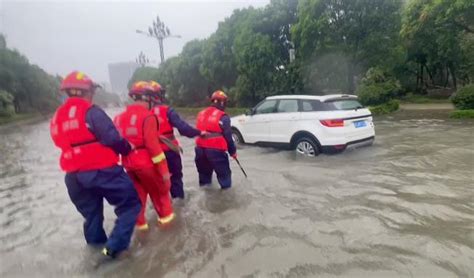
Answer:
[
  {"left": 135, "top": 51, "right": 150, "bottom": 67},
  {"left": 136, "top": 15, "right": 181, "bottom": 65}
]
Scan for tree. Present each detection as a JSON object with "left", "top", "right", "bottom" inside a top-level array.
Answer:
[
  {"left": 0, "top": 35, "right": 60, "bottom": 115},
  {"left": 292, "top": 0, "right": 403, "bottom": 93},
  {"left": 0, "top": 34, "right": 6, "bottom": 49},
  {"left": 0, "top": 89, "right": 14, "bottom": 116},
  {"left": 233, "top": 29, "right": 279, "bottom": 105},
  {"left": 200, "top": 7, "right": 260, "bottom": 92},
  {"left": 128, "top": 66, "right": 160, "bottom": 89},
  {"left": 401, "top": 0, "right": 474, "bottom": 90}
]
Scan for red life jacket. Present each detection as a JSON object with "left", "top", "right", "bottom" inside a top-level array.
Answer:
[
  {"left": 151, "top": 105, "right": 179, "bottom": 151},
  {"left": 195, "top": 106, "right": 228, "bottom": 151},
  {"left": 114, "top": 104, "right": 156, "bottom": 170},
  {"left": 50, "top": 97, "right": 118, "bottom": 173}
]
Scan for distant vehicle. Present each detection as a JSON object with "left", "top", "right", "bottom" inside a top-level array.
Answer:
[{"left": 231, "top": 94, "right": 375, "bottom": 157}]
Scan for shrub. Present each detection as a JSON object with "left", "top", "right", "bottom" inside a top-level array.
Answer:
[
  {"left": 449, "top": 110, "right": 474, "bottom": 119},
  {"left": 369, "top": 100, "right": 400, "bottom": 116},
  {"left": 451, "top": 85, "right": 474, "bottom": 110},
  {"left": 357, "top": 67, "right": 401, "bottom": 106},
  {"left": 0, "top": 90, "right": 15, "bottom": 117}
]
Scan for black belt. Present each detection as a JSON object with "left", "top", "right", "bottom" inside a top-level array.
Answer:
[
  {"left": 203, "top": 132, "right": 223, "bottom": 138},
  {"left": 70, "top": 139, "right": 98, "bottom": 147}
]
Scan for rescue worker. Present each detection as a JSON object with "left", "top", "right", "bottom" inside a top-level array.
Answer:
[
  {"left": 114, "top": 81, "right": 174, "bottom": 231},
  {"left": 194, "top": 90, "right": 237, "bottom": 189},
  {"left": 149, "top": 81, "right": 203, "bottom": 199},
  {"left": 50, "top": 71, "right": 140, "bottom": 259}
]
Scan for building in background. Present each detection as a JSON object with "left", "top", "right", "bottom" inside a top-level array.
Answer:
[{"left": 108, "top": 62, "right": 139, "bottom": 96}]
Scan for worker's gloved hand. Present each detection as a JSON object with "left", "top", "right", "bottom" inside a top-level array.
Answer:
[{"left": 231, "top": 153, "right": 238, "bottom": 160}]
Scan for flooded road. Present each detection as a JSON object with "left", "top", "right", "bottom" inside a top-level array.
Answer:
[{"left": 1, "top": 110, "right": 473, "bottom": 277}]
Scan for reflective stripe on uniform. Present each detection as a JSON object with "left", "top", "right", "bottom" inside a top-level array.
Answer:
[{"left": 152, "top": 152, "right": 166, "bottom": 164}]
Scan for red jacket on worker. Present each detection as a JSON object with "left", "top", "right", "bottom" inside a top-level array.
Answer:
[
  {"left": 50, "top": 97, "right": 118, "bottom": 173},
  {"left": 195, "top": 106, "right": 228, "bottom": 151},
  {"left": 151, "top": 105, "right": 179, "bottom": 152},
  {"left": 114, "top": 104, "right": 166, "bottom": 170}
]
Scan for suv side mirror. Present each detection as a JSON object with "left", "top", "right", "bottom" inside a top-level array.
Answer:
[{"left": 245, "top": 108, "right": 255, "bottom": 116}]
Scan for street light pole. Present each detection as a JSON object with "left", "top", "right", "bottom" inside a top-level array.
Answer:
[
  {"left": 136, "top": 15, "right": 181, "bottom": 65},
  {"left": 136, "top": 51, "right": 150, "bottom": 67}
]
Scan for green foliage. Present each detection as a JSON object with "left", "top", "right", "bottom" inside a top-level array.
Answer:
[
  {"left": 130, "top": 0, "right": 471, "bottom": 108},
  {"left": 0, "top": 89, "right": 14, "bottom": 117},
  {"left": 450, "top": 84, "right": 474, "bottom": 110},
  {"left": 369, "top": 100, "right": 400, "bottom": 115},
  {"left": 0, "top": 34, "right": 6, "bottom": 49},
  {"left": 233, "top": 29, "right": 279, "bottom": 106},
  {"left": 401, "top": 93, "right": 450, "bottom": 103},
  {"left": 292, "top": 0, "right": 403, "bottom": 93},
  {"left": 357, "top": 68, "right": 402, "bottom": 106},
  {"left": 401, "top": 0, "right": 474, "bottom": 89},
  {"left": 128, "top": 67, "right": 160, "bottom": 89},
  {"left": 449, "top": 109, "right": 474, "bottom": 119},
  {"left": 0, "top": 34, "right": 60, "bottom": 114}
]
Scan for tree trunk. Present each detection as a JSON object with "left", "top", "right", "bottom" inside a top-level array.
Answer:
[
  {"left": 449, "top": 63, "right": 457, "bottom": 89},
  {"left": 425, "top": 65, "right": 434, "bottom": 86},
  {"left": 416, "top": 63, "right": 420, "bottom": 89},
  {"left": 420, "top": 63, "right": 425, "bottom": 91},
  {"left": 444, "top": 66, "right": 449, "bottom": 88},
  {"left": 13, "top": 98, "right": 20, "bottom": 113},
  {"left": 347, "top": 62, "right": 354, "bottom": 94}
]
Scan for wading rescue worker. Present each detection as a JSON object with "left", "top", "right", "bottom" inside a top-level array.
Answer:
[
  {"left": 114, "top": 81, "right": 174, "bottom": 230},
  {"left": 149, "top": 81, "right": 203, "bottom": 199},
  {"left": 194, "top": 90, "right": 237, "bottom": 189},
  {"left": 50, "top": 71, "right": 141, "bottom": 259}
]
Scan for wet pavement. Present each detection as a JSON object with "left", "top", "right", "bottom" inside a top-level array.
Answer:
[{"left": 0, "top": 109, "right": 473, "bottom": 277}]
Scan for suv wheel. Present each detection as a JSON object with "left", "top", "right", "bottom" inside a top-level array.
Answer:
[
  {"left": 295, "top": 137, "right": 320, "bottom": 157},
  {"left": 232, "top": 129, "right": 244, "bottom": 145}
]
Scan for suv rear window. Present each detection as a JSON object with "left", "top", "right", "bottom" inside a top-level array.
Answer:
[
  {"left": 300, "top": 100, "right": 327, "bottom": 111},
  {"left": 325, "top": 99, "right": 364, "bottom": 110}
]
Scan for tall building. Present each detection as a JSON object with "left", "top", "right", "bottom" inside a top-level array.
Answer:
[{"left": 108, "top": 62, "right": 139, "bottom": 95}]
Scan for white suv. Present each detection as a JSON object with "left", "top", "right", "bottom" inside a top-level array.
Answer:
[{"left": 230, "top": 94, "right": 375, "bottom": 156}]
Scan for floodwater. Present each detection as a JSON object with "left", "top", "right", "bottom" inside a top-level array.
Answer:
[{"left": 0, "top": 109, "right": 473, "bottom": 277}]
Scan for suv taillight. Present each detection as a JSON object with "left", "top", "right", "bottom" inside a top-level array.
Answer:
[{"left": 320, "top": 119, "right": 344, "bottom": 127}]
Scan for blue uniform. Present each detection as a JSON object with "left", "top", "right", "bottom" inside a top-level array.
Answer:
[
  {"left": 195, "top": 106, "right": 236, "bottom": 189},
  {"left": 65, "top": 106, "right": 140, "bottom": 255},
  {"left": 165, "top": 107, "right": 200, "bottom": 199}
]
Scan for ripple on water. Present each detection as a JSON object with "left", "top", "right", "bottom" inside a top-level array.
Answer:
[{"left": 1, "top": 113, "right": 474, "bottom": 277}]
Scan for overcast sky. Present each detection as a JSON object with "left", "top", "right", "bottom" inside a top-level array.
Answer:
[{"left": 1, "top": 0, "right": 269, "bottom": 84}]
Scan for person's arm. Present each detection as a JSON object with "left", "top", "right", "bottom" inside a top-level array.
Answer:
[
  {"left": 220, "top": 114, "right": 236, "bottom": 156},
  {"left": 86, "top": 106, "right": 132, "bottom": 156},
  {"left": 143, "top": 116, "right": 170, "bottom": 180},
  {"left": 167, "top": 107, "right": 201, "bottom": 138}
]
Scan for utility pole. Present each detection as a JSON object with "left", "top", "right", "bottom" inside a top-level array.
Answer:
[
  {"left": 135, "top": 51, "right": 150, "bottom": 67},
  {"left": 136, "top": 15, "right": 181, "bottom": 65}
]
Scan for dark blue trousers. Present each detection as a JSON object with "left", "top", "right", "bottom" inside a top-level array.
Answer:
[
  {"left": 65, "top": 166, "right": 141, "bottom": 254},
  {"left": 194, "top": 147, "right": 231, "bottom": 189},
  {"left": 165, "top": 150, "right": 184, "bottom": 199}
]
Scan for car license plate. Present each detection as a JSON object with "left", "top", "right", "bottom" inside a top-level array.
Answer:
[{"left": 354, "top": 120, "right": 367, "bottom": 128}]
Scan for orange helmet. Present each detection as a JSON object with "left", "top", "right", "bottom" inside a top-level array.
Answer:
[
  {"left": 129, "top": 81, "right": 153, "bottom": 96},
  {"left": 211, "top": 90, "right": 228, "bottom": 102},
  {"left": 60, "top": 71, "right": 99, "bottom": 91},
  {"left": 148, "top": 81, "right": 164, "bottom": 94}
]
